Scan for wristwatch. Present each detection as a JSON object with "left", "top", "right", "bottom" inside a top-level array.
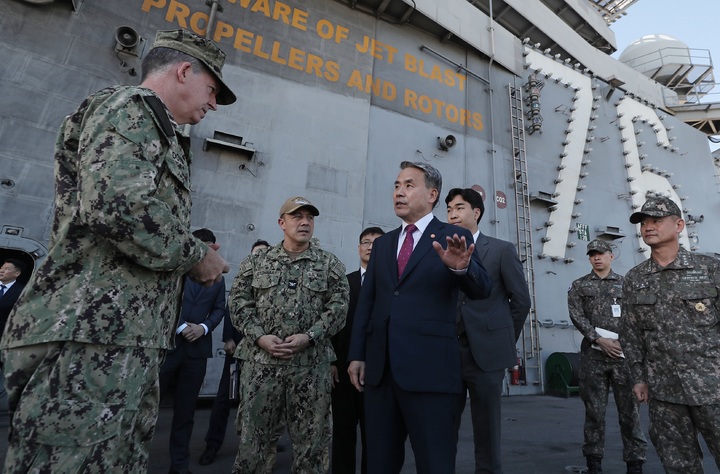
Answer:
[{"left": 306, "top": 331, "right": 316, "bottom": 347}]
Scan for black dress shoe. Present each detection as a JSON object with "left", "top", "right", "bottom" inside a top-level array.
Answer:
[{"left": 199, "top": 445, "right": 219, "bottom": 465}]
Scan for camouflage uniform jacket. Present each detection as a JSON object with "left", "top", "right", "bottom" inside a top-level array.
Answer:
[
  {"left": 621, "top": 247, "right": 720, "bottom": 405},
  {"left": 229, "top": 240, "right": 349, "bottom": 366},
  {"left": 568, "top": 270, "right": 624, "bottom": 362},
  {"left": 1, "top": 86, "right": 206, "bottom": 351}
]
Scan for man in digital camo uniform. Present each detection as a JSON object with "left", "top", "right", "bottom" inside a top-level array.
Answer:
[
  {"left": 568, "top": 239, "right": 646, "bottom": 474},
  {"left": 229, "top": 196, "right": 349, "bottom": 473},
  {"left": 622, "top": 196, "right": 720, "bottom": 473},
  {"left": 0, "top": 29, "right": 235, "bottom": 472}
]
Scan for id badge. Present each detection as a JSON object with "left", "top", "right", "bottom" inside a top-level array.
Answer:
[{"left": 611, "top": 304, "right": 621, "bottom": 317}]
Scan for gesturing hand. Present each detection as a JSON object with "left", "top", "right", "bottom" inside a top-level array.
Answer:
[{"left": 432, "top": 234, "right": 474, "bottom": 270}]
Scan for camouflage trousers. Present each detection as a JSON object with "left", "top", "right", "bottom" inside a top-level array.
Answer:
[
  {"left": 578, "top": 354, "right": 647, "bottom": 461},
  {"left": 233, "top": 360, "right": 332, "bottom": 474},
  {"left": 648, "top": 399, "right": 720, "bottom": 474},
  {"left": 1, "top": 341, "right": 161, "bottom": 473}
]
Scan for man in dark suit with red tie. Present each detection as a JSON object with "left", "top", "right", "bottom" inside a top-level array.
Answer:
[
  {"left": 331, "top": 226, "right": 385, "bottom": 474},
  {"left": 348, "top": 161, "right": 492, "bottom": 474},
  {"left": 446, "top": 187, "right": 531, "bottom": 474}
]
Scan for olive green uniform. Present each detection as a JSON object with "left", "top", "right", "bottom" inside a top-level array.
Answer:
[
  {"left": 0, "top": 85, "right": 206, "bottom": 473},
  {"left": 229, "top": 240, "right": 349, "bottom": 473}
]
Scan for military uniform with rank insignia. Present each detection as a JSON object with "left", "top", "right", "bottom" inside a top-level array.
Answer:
[
  {"left": 229, "top": 197, "right": 349, "bottom": 474},
  {"left": 0, "top": 29, "right": 235, "bottom": 473},
  {"left": 622, "top": 196, "right": 720, "bottom": 474},
  {"left": 568, "top": 239, "right": 647, "bottom": 474}
]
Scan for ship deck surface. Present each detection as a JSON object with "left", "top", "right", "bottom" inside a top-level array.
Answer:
[{"left": 4, "top": 394, "right": 718, "bottom": 473}]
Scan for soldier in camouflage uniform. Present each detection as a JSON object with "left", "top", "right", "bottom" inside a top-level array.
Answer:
[
  {"left": 0, "top": 29, "right": 235, "bottom": 473},
  {"left": 568, "top": 239, "right": 647, "bottom": 474},
  {"left": 230, "top": 196, "right": 349, "bottom": 473},
  {"left": 622, "top": 196, "right": 720, "bottom": 474}
]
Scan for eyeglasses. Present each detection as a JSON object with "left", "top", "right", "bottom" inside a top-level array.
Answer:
[{"left": 359, "top": 241, "right": 374, "bottom": 248}]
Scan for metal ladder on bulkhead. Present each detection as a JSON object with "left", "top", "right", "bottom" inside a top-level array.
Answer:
[{"left": 508, "top": 84, "right": 543, "bottom": 390}]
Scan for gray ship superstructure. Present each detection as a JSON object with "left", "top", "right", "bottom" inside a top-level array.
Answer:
[{"left": 1, "top": 0, "right": 718, "bottom": 395}]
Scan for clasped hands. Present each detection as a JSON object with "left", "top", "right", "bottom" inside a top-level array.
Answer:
[
  {"left": 180, "top": 323, "right": 205, "bottom": 342},
  {"left": 257, "top": 334, "right": 311, "bottom": 359}
]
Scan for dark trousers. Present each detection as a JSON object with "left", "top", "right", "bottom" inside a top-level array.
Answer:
[
  {"left": 458, "top": 343, "right": 505, "bottom": 474},
  {"left": 205, "top": 353, "right": 234, "bottom": 449},
  {"left": 331, "top": 374, "right": 366, "bottom": 474},
  {"left": 159, "top": 348, "right": 207, "bottom": 470},
  {"left": 364, "top": 367, "right": 464, "bottom": 474}
]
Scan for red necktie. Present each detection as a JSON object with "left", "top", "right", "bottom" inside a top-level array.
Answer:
[{"left": 397, "top": 224, "right": 417, "bottom": 277}]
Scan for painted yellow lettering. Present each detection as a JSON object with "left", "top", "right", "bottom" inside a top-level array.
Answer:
[
  {"left": 457, "top": 73, "right": 467, "bottom": 91},
  {"left": 324, "top": 61, "right": 340, "bottom": 82},
  {"left": 383, "top": 43, "right": 398, "bottom": 64},
  {"left": 251, "top": 0, "right": 271, "bottom": 16},
  {"left": 382, "top": 81, "right": 396, "bottom": 100},
  {"left": 287, "top": 47, "right": 305, "bottom": 71},
  {"left": 141, "top": 0, "right": 166, "bottom": 13},
  {"left": 432, "top": 98, "right": 445, "bottom": 118},
  {"left": 214, "top": 21, "right": 235, "bottom": 42},
  {"left": 306, "top": 54, "right": 323, "bottom": 77},
  {"left": 356, "top": 36, "right": 370, "bottom": 53},
  {"left": 459, "top": 109, "right": 469, "bottom": 126},
  {"left": 445, "top": 103, "right": 458, "bottom": 122},
  {"left": 190, "top": 11, "right": 209, "bottom": 36},
  {"left": 316, "top": 19, "right": 334, "bottom": 40},
  {"left": 404, "top": 88, "right": 418, "bottom": 110},
  {"left": 404, "top": 54, "right": 417, "bottom": 73},
  {"left": 472, "top": 112, "right": 484, "bottom": 131},
  {"left": 417, "top": 60, "right": 430, "bottom": 79},
  {"left": 429, "top": 65, "right": 443, "bottom": 83},
  {"left": 233, "top": 28, "right": 254, "bottom": 53},
  {"left": 346, "top": 69, "right": 364, "bottom": 91},
  {"left": 167, "top": 0, "right": 190, "bottom": 28},
  {"left": 291, "top": 9, "right": 308, "bottom": 31},
  {"left": 418, "top": 94, "right": 432, "bottom": 113},
  {"left": 253, "top": 35, "right": 270, "bottom": 59},
  {"left": 334, "top": 24, "right": 349, "bottom": 43},
  {"left": 270, "top": 41, "right": 287, "bottom": 65},
  {"left": 273, "top": 1, "right": 292, "bottom": 24}
]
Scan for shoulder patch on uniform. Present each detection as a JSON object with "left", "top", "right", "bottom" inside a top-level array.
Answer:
[
  {"left": 330, "top": 258, "right": 347, "bottom": 279},
  {"left": 143, "top": 96, "right": 174, "bottom": 141}
]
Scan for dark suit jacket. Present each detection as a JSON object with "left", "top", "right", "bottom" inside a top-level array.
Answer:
[
  {"left": 459, "top": 232, "right": 531, "bottom": 371},
  {"left": 331, "top": 270, "right": 361, "bottom": 375},
  {"left": 348, "top": 217, "right": 491, "bottom": 394},
  {"left": 221, "top": 303, "right": 242, "bottom": 345},
  {"left": 174, "top": 276, "right": 227, "bottom": 358},
  {"left": 0, "top": 280, "right": 26, "bottom": 337}
]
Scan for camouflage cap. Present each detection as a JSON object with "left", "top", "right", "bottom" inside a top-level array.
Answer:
[
  {"left": 586, "top": 239, "right": 612, "bottom": 255},
  {"left": 151, "top": 29, "right": 236, "bottom": 105},
  {"left": 279, "top": 196, "right": 320, "bottom": 217},
  {"left": 629, "top": 196, "right": 682, "bottom": 224}
]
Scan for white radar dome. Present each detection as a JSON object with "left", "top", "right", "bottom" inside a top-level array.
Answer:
[{"left": 619, "top": 34, "right": 691, "bottom": 81}]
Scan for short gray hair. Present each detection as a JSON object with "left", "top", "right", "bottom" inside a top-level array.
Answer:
[
  {"left": 400, "top": 161, "right": 442, "bottom": 208},
  {"left": 141, "top": 47, "right": 205, "bottom": 82}
]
